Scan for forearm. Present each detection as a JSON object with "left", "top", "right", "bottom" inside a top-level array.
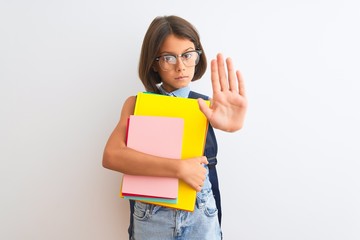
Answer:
[
  {"left": 102, "top": 95, "right": 207, "bottom": 190},
  {"left": 102, "top": 145, "right": 181, "bottom": 178},
  {"left": 103, "top": 135, "right": 208, "bottom": 191}
]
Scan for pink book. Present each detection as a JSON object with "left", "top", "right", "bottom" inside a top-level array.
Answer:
[{"left": 121, "top": 115, "right": 184, "bottom": 199}]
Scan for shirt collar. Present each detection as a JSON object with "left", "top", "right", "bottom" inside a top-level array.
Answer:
[{"left": 158, "top": 85, "right": 190, "bottom": 98}]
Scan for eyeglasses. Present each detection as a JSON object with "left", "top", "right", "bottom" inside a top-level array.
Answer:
[{"left": 155, "top": 50, "right": 202, "bottom": 71}]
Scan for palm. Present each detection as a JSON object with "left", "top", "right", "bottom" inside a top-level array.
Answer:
[{"left": 198, "top": 54, "right": 247, "bottom": 132}]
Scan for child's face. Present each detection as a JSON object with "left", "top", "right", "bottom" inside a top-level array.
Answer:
[{"left": 155, "top": 34, "right": 196, "bottom": 92}]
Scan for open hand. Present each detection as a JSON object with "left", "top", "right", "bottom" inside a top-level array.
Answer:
[{"left": 198, "top": 53, "right": 247, "bottom": 132}]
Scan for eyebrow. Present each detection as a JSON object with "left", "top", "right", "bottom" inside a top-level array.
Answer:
[{"left": 158, "top": 47, "right": 195, "bottom": 56}]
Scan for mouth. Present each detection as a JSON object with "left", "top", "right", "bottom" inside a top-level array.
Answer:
[{"left": 175, "top": 76, "right": 188, "bottom": 80}]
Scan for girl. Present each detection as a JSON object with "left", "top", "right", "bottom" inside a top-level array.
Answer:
[{"left": 103, "top": 15, "right": 247, "bottom": 240}]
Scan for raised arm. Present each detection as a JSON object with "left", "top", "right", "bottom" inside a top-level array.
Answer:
[{"left": 198, "top": 53, "right": 247, "bottom": 132}]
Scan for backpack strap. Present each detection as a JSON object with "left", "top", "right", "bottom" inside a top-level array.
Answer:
[
  {"left": 188, "top": 91, "right": 218, "bottom": 166},
  {"left": 188, "top": 91, "right": 222, "bottom": 225}
]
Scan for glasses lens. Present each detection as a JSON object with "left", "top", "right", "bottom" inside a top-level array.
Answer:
[
  {"left": 157, "top": 51, "right": 201, "bottom": 71},
  {"left": 159, "top": 55, "right": 176, "bottom": 71},
  {"left": 182, "top": 51, "right": 200, "bottom": 67}
]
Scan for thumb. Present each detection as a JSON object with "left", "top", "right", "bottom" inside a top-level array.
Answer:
[
  {"left": 197, "top": 98, "right": 212, "bottom": 119},
  {"left": 200, "top": 156, "right": 209, "bottom": 165}
]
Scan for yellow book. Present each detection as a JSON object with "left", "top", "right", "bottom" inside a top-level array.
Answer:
[{"left": 131, "top": 92, "right": 210, "bottom": 211}]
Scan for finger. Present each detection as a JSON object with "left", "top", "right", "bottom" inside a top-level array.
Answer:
[
  {"left": 217, "top": 53, "right": 228, "bottom": 91},
  {"left": 236, "top": 70, "right": 246, "bottom": 97},
  {"left": 197, "top": 98, "right": 212, "bottom": 120},
  {"left": 226, "top": 57, "right": 237, "bottom": 92},
  {"left": 194, "top": 179, "right": 204, "bottom": 192},
  {"left": 200, "top": 156, "right": 209, "bottom": 165},
  {"left": 197, "top": 178, "right": 205, "bottom": 190},
  {"left": 211, "top": 59, "right": 220, "bottom": 92}
]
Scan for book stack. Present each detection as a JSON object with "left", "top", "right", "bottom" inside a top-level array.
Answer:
[{"left": 120, "top": 92, "right": 210, "bottom": 212}]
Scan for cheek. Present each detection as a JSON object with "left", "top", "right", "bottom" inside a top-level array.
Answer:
[{"left": 157, "top": 70, "right": 170, "bottom": 80}]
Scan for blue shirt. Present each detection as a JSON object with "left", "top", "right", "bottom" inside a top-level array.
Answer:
[{"left": 158, "top": 85, "right": 190, "bottom": 98}]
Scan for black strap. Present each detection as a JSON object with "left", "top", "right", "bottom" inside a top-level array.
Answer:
[
  {"left": 188, "top": 91, "right": 218, "bottom": 165},
  {"left": 188, "top": 91, "right": 221, "bottom": 224}
]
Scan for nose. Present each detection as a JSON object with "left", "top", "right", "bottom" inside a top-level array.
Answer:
[{"left": 175, "top": 57, "right": 186, "bottom": 72}]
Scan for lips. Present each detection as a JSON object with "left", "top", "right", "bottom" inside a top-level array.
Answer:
[{"left": 175, "top": 76, "right": 188, "bottom": 80}]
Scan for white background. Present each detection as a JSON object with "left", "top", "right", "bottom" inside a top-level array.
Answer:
[{"left": 1, "top": 0, "right": 360, "bottom": 239}]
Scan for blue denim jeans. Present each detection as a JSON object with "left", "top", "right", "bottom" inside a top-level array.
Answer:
[{"left": 131, "top": 168, "right": 222, "bottom": 240}]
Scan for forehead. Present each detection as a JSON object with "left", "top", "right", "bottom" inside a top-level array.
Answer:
[{"left": 159, "top": 34, "right": 195, "bottom": 53}]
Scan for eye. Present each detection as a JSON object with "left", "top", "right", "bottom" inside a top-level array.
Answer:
[
  {"left": 162, "top": 55, "right": 176, "bottom": 63},
  {"left": 182, "top": 52, "right": 193, "bottom": 60}
]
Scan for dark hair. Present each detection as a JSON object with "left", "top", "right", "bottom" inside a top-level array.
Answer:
[{"left": 138, "top": 15, "right": 207, "bottom": 93}]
